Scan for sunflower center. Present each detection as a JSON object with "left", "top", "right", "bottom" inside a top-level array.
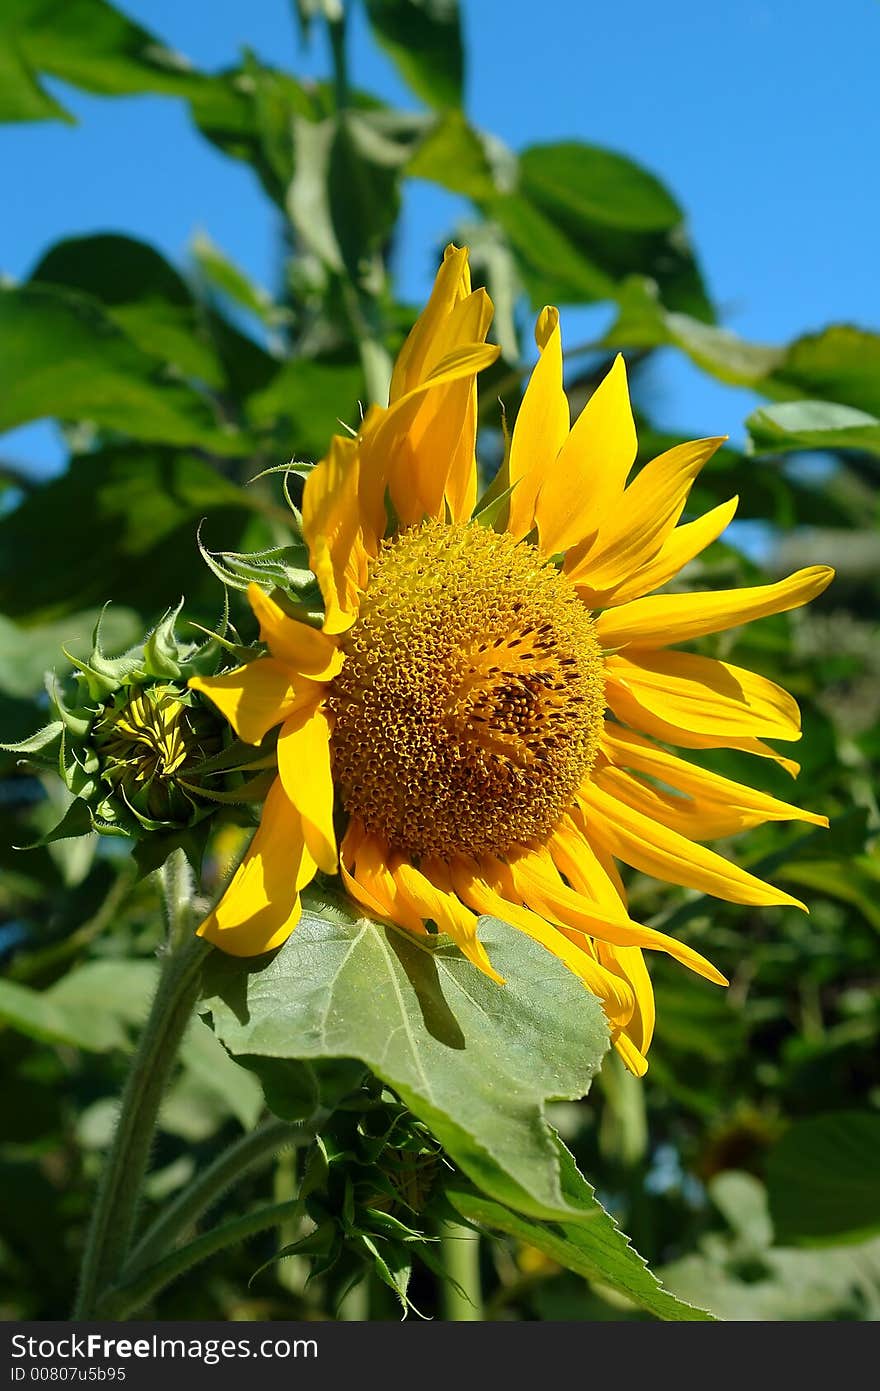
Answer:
[{"left": 328, "top": 520, "right": 605, "bottom": 860}]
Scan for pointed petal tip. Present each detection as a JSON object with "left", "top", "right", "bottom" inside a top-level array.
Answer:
[{"left": 534, "top": 305, "right": 560, "bottom": 350}]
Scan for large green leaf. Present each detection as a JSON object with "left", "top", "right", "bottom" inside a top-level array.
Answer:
[
  {"left": 446, "top": 1164, "right": 712, "bottom": 1322},
  {"left": 3, "top": 0, "right": 218, "bottom": 113},
  {"left": 767, "top": 1113, "right": 880, "bottom": 1246},
  {"left": 498, "top": 142, "right": 713, "bottom": 320},
  {"left": 31, "top": 235, "right": 223, "bottom": 386},
  {"left": 201, "top": 906, "right": 610, "bottom": 1220},
  {"left": 0, "top": 24, "right": 72, "bottom": 122},
  {"left": 0, "top": 285, "right": 245, "bottom": 454},
  {"left": 364, "top": 0, "right": 464, "bottom": 111},
  {"left": 0, "top": 960, "right": 157, "bottom": 1051},
  {"left": 746, "top": 400, "right": 880, "bottom": 457},
  {"left": 519, "top": 142, "right": 682, "bottom": 233},
  {"left": 288, "top": 111, "right": 408, "bottom": 279},
  {"left": 0, "top": 447, "right": 258, "bottom": 622},
  {"left": 773, "top": 326, "right": 880, "bottom": 417}
]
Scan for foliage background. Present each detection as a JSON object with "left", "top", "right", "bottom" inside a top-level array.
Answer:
[{"left": 1, "top": 0, "right": 878, "bottom": 1322}]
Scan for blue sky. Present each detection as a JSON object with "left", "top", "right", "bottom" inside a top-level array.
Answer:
[{"left": 3, "top": 0, "right": 878, "bottom": 478}]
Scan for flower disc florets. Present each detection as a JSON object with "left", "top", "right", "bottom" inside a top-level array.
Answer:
[
  {"left": 92, "top": 684, "right": 223, "bottom": 824},
  {"left": 329, "top": 520, "right": 606, "bottom": 859}
]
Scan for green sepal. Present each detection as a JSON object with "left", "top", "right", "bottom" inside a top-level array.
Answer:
[
  {"left": 17, "top": 796, "right": 95, "bottom": 850},
  {"left": 0, "top": 720, "right": 64, "bottom": 761}
]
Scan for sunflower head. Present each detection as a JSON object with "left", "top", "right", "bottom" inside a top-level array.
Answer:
[
  {"left": 329, "top": 518, "right": 606, "bottom": 860},
  {"left": 191, "top": 244, "right": 833, "bottom": 1077}
]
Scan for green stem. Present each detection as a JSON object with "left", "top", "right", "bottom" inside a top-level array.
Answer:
[
  {"left": 439, "top": 1222, "right": 482, "bottom": 1321},
  {"left": 73, "top": 932, "right": 210, "bottom": 1317},
  {"left": 327, "top": 4, "right": 392, "bottom": 406},
  {"left": 98, "top": 1199, "right": 305, "bottom": 1319},
  {"left": 124, "top": 1116, "right": 314, "bottom": 1277}
]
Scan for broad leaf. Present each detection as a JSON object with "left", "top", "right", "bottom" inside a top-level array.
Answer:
[
  {"left": 447, "top": 1167, "right": 713, "bottom": 1322},
  {"left": 0, "top": 285, "right": 244, "bottom": 454},
  {"left": 0, "top": 447, "right": 259, "bottom": 622},
  {"left": 201, "top": 907, "right": 610, "bottom": 1220},
  {"left": 364, "top": 0, "right": 464, "bottom": 111},
  {"left": 31, "top": 234, "right": 223, "bottom": 386},
  {"left": 746, "top": 400, "right": 880, "bottom": 457}
]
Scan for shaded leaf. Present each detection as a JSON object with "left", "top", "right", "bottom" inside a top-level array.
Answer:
[
  {"left": 0, "top": 284, "right": 244, "bottom": 454},
  {"left": 31, "top": 234, "right": 223, "bottom": 385},
  {"left": 201, "top": 906, "right": 610, "bottom": 1221},
  {"left": 365, "top": 0, "right": 463, "bottom": 111},
  {"left": 767, "top": 1113, "right": 880, "bottom": 1247}
]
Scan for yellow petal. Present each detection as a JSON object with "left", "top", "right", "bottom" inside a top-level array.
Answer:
[
  {"left": 613, "top": 1032, "right": 649, "bottom": 1077},
  {"left": 277, "top": 701, "right": 337, "bottom": 873},
  {"left": 364, "top": 342, "right": 500, "bottom": 530},
  {"left": 598, "top": 942, "right": 655, "bottom": 1059},
  {"left": 550, "top": 821, "right": 702, "bottom": 1046},
  {"left": 190, "top": 657, "right": 311, "bottom": 744},
  {"left": 605, "top": 649, "right": 802, "bottom": 742},
  {"left": 452, "top": 855, "right": 636, "bottom": 1024},
  {"left": 579, "top": 779, "right": 806, "bottom": 911},
  {"left": 564, "top": 437, "right": 725, "bottom": 592},
  {"left": 339, "top": 822, "right": 428, "bottom": 936},
  {"left": 597, "top": 565, "right": 835, "bottom": 649},
  {"left": 247, "top": 584, "right": 343, "bottom": 678},
  {"left": 302, "top": 433, "right": 369, "bottom": 634},
  {"left": 600, "top": 725, "right": 827, "bottom": 835},
  {"left": 576, "top": 496, "right": 739, "bottom": 608},
  {"left": 390, "top": 858, "right": 504, "bottom": 983},
  {"left": 389, "top": 244, "right": 472, "bottom": 401},
  {"left": 496, "top": 849, "right": 727, "bottom": 986},
  {"left": 549, "top": 817, "right": 631, "bottom": 917},
  {"left": 197, "top": 778, "right": 316, "bottom": 956},
  {"left": 603, "top": 674, "right": 801, "bottom": 774},
  {"left": 507, "top": 307, "right": 570, "bottom": 540},
  {"left": 535, "top": 354, "right": 637, "bottom": 556}
]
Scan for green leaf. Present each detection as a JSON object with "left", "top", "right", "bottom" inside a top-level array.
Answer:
[
  {"left": 31, "top": 234, "right": 223, "bottom": 385},
  {"left": 178, "top": 1018, "right": 264, "bottom": 1132},
  {"left": 446, "top": 1163, "right": 713, "bottom": 1321},
  {"left": 772, "top": 325, "right": 880, "bottom": 417},
  {"left": 5, "top": 0, "right": 215, "bottom": 106},
  {"left": 776, "top": 856, "right": 880, "bottom": 933},
  {"left": 520, "top": 142, "right": 682, "bottom": 233},
  {"left": 288, "top": 111, "right": 407, "bottom": 279},
  {"left": 0, "top": 285, "right": 244, "bottom": 454},
  {"left": 0, "top": 959, "right": 156, "bottom": 1051},
  {"left": 201, "top": 907, "right": 610, "bottom": 1221},
  {"left": 406, "top": 110, "right": 498, "bottom": 202},
  {"left": 364, "top": 0, "right": 463, "bottom": 111},
  {"left": 767, "top": 1113, "right": 880, "bottom": 1247},
  {"left": 0, "top": 28, "right": 73, "bottom": 122},
  {"left": 746, "top": 400, "right": 880, "bottom": 457},
  {"left": 191, "top": 232, "right": 286, "bottom": 329},
  {"left": 0, "top": 447, "right": 258, "bottom": 622},
  {"left": 498, "top": 142, "right": 713, "bottom": 320}
]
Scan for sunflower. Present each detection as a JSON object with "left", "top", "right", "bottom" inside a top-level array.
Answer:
[{"left": 191, "top": 246, "right": 833, "bottom": 1075}]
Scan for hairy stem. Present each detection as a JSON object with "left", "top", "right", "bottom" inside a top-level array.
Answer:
[
  {"left": 124, "top": 1117, "right": 317, "bottom": 1276},
  {"left": 73, "top": 931, "right": 210, "bottom": 1317},
  {"left": 98, "top": 1199, "right": 305, "bottom": 1319}
]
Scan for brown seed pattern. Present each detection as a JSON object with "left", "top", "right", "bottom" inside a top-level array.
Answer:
[{"left": 328, "top": 520, "right": 606, "bottom": 860}]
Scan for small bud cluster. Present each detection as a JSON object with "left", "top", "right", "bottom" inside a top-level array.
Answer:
[{"left": 4, "top": 604, "right": 269, "bottom": 871}]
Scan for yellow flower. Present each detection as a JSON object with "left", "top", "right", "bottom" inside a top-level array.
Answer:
[{"left": 191, "top": 246, "right": 833, "bottom": 1075}]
